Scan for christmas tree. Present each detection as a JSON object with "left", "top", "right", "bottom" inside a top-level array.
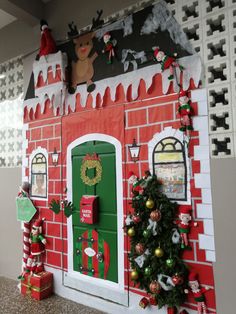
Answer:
[{"left": 125, "top": 174, "right": 189, "bottom": 311}]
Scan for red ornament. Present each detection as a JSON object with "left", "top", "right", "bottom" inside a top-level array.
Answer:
[
  {"left": 149, "top": 294, "right": 158, "bottom": 306},
  {"left": 139, "top": 297, "right": 149, "bottom": 309},
  {"left": 150, "top": 210, "right": 161, "bottom": 222},
  {"left": 172, "top": 274, "right": 184, "bottom": 285},
  {"left": 149, "top": 280, "right": 161, "bottom": 294},
  {"left": 135, "top": 243, "right": 145, "bottom": 255},
  {"left": 133, "top": 214, "right": 141, "bottom": 224}
]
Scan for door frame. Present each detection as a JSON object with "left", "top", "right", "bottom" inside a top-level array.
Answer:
[{"left": 64, "top": 133, "right": 127, "bottom": 305}]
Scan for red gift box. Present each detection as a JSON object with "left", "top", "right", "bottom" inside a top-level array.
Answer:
[{"left": 21, "top": 271, "right": 53, "bottom": 300}]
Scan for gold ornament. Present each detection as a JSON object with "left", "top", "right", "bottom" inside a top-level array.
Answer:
[
  {"left": 155, "top": 247, "right": 164, "bottom": 257},
  {"left": 131, "top": 270, "right": 139, "bottom": 280},
  {"left": 146, "top": 198, "right": 154, "bottom": 209},
  {"left": 80, "top": 153, "right": 102, "bottom": 186},
  {"left": 127, "top": 227, "right": 135, "bottom": 237}
]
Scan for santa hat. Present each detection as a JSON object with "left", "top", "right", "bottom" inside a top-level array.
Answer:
[
  {"left": 40, "top": 19, "right": 48, "bottom": 31},
  {"left": 188, "top": 271, "right": 198, "bottom": 282},
  {"left": 179, "top": 206, "right": 192, "bottom": 215},
  {"left": 153, "top": 48, "right": 160, "bottom": 58},
  {"left": 128, "top": 171, "right": 135, "bottom": 178},
  {"left": 103, "top": 32, "right": 110, "bottom": 37}
]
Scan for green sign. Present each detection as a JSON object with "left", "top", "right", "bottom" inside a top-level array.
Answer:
[{"left": 16, "top": 197, "right": 37, "bottom": 222}]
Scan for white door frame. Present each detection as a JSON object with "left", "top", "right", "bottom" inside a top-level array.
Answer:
[{"left": 64, "top": 133, "right": 128, "bottom": 306}]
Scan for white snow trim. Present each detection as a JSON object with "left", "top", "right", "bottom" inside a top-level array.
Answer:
[
  {"left": 29, "top": 147, "right": 48, "bottom": 201},
  {"left": 64, "top": 54, "right": 201, "bottom": 111},
  {"left": 33, "top": 51, "right": 67, "bottom": 86},
  {"left": 22, "top": 123, "right": 29, "bottom": 183},
  {"left": 66, "top": 133, "right": 125, "bottom": 304},
  {"left": 24, "top": 82, "right": 66, "bottom": 116},
  {"left": 148, "top": 127, "right": 191, "bottom": 205}
]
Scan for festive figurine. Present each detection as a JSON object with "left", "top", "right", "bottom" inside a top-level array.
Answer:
[
  {"left": 29, "top": 219, "right": 46, "bottom": 272},
  {"left": 153, "top": 48, "right": 184, "bottom": 80},
  {"left": 185, "top": 272, "right": 211, "bottom": 314},
  {"left": 128, "top": 171, "right": 144, "bottom": 197},
  {"left": 102, "top": 32, "right": 116, "bottom": 64},
  {"left": 25, "top": 254, "right": 37, "bottom": 274},
  {"left": 178, "top": 89, "right": 194, "bottom": 134},
  {"left": 177, "top": 206, "right": 197, "bottom": 249},
  {"left": 39, "top": 20, "right": 57, "bottom": 58}
]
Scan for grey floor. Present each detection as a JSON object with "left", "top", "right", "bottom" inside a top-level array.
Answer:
[{"left": 0, "top": 277, "right": 106, "bottom": 314}]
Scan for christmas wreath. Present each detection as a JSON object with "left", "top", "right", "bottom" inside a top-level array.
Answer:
[{"left": 80, "top": 153, "right": 102, "bottom": 186}]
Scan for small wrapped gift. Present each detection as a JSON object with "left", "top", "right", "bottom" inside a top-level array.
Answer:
[{"left": 21, "top": 271, "right": 53, "bottom": 300}]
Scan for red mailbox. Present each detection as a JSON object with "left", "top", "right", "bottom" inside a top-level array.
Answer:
[{"left": 80, "top": 195, "right": 98, "bottom": 224}]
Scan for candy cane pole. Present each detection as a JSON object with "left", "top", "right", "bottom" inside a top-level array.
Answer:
[{"left": 23, "top": 222, "right": 30, "bottom": 270}]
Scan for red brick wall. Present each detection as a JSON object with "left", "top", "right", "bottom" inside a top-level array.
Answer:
[{"left": 24, "top": 74, "right": 216, "bottom": 312}]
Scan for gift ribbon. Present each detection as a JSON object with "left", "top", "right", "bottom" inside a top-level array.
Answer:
[{"left": 22, "top": 275, "right": 51, "bottom": 295}]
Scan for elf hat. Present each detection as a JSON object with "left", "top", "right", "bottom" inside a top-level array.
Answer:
[
  {"left": 40, "top": 19, "right": 48, "bottom": 31},
  {"left": 33, "top": 218, "right": 45, "bottom": 231},
  {"left": 179, "top": 206, "right": 192, "bottom": 215},
  {"left": 128, "top": 171, "right": 135, "bottom": 178},
  {"left": 179, "top": 89, "right": 188, "bottom": 98},
  {"left": 188, "top": 271, "right": 198, "bottom": 282}
]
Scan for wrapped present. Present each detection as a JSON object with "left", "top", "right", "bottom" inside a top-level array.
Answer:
[{"left": 21, "top": 271, "right": 53, "bottom": 300}]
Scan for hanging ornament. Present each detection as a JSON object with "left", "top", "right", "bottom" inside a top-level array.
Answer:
[
  {"left": 155, "top": 247, "right": 164, "bottom": 258},
  {"left": 125, "top": 214, "right": 133, "bottom": 226},
  {"left": 134, "top": 249, "right": 150, "bottom": 268},
  {"left": 130, "top": 270, "right": 139, "bottom": 280},
  {"left": 172, "top": 228, "right": 180, "bottom": 244},
  {"left": 133, "top": 214, "right": 141, "bottom": 224},
  {"left": 147, "top": 218, "right": 158, "bottom": 236},
  {"left": 158, "top": 274, "right": 175, "bottom": 291},
  {"left": 166, "top": 258, "right": 175, "bottom": 268},
  {"left": 139, "top": 297, "right": 149, "bottom": 309},
  {"left": 127, "top": 227, "right": 135, "bottom": 237},
  {"left": 135, "top": 243, "right": 145, "bottom": 255},
  {"left": 146, "top": 198, "right": 154, "bottom": 209},
  {"left": 172, "top": 274, "right": 184, "bottom": 286},
  {"left": 149, "top": 280, "right": 161, "bottom": 294},
  {"left": 149, "top": 294, "right": 158, "bottom": 306},
  {"left": 144, "top": 266, "right": 152, "bottom": 276},
  {"left": 143, "top": 229, "right": 151, "bottom": 238},
  {"left": 150, "top": 210, "right": 161, "bottom": 222}
]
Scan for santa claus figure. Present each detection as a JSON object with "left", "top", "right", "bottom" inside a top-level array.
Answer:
[
  {"left": 186, "top": 272, "right": 211, "bottom": 314},
  {"left": 178, "top": 90, "right": 194, "bottom": 134},
  {"left": 29, "top": 219, "right": 46, "bottom": 271},
  {"left": 178, "top": 206, "right": 197, "bottom": 249},
  {"left": 102, "top": 32, "right": 116, "bottom": 64},
  {"left": 153, "top": 48, "right": 184, "bottom": 80},
  {"left": 39, "top": 19, "right": 57, "bottom": 58}
]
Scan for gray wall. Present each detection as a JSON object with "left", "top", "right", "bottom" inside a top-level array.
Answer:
[
  {"left": 211, "top": 158, "right": 236, "bottom": 314},
  {"left": 0, "top": 168, "right": 22, "bottom": 279}
]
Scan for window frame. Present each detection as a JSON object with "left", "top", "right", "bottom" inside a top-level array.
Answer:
[{"left": 29, "top": 147, "right": 48, "bottom": 200}]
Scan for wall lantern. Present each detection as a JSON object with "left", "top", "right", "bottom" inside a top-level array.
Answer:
[
  {"left": 128, "top": 138, "right": 141, "bottom": 162},
  {"left": 52, "top": 147, "right": 59, "bottom": 166}
]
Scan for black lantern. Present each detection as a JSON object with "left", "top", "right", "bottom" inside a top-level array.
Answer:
[
  {"left": 52, "top": 147, "right": 59, "bottom": 166},
  {"left": 128, "top": 138, "right": 141, "bottom": 162}
]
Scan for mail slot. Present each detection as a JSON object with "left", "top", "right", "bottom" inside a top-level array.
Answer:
[{"left": 80, "top": 195, "right": 98, "bottom": 224}]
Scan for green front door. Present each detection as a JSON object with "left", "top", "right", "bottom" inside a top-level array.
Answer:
[{"left": 72, "top": 140, "right": 118, "bottom": 283}]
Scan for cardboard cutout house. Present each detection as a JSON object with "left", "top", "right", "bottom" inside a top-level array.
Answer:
[{"left": 22, "top": 1, "right": 216, "bottom": 313}]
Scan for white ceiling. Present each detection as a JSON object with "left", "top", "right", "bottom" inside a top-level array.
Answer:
[{"left": 0, "top": 8, "right": 16, "bottom": 29}]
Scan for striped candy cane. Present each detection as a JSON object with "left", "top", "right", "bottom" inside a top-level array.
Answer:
[{"left": 23, "top": 222, "right": 30, "bottom": 270}]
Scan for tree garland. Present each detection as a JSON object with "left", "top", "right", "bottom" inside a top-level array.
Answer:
[
  {"left": 125, "top": 175, "right": 189, "bottom": 310},
  {"left": 80, "top": 154, "right": 102, "bottom": 186}
]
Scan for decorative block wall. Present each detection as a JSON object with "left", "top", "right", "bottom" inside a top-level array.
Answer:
[{"left": 166, "top": 0, "right": 236, "bottom": 158}]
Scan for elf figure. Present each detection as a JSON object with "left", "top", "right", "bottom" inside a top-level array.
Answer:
[
  {"left": 178, "top": 89, "right": 194, "bottom": 134},
  {"left": 29, "top": 219, "right": 46, "bottom": 271},
  {"left": 39, "top": 19, "right": 57, "bottom": 58},
  {"left": 153, "top": 48, "right": 184, "bottom": 80},
  {"left": 186, "top": 272, "right": 211, "bottom": 314},
  {"left": 177, "top": 206, "right": 197, "bottom": 249},
  {"left": 102, "top": 32, "right": 116, "bottom": 64}
]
